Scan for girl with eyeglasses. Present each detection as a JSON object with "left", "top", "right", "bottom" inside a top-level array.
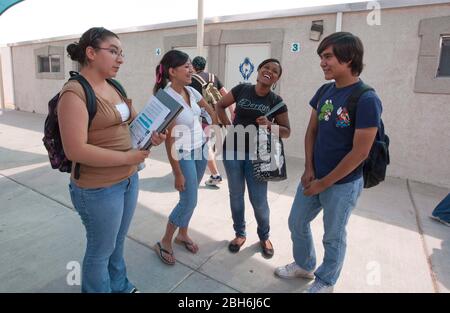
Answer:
[{"left": 58, "top": 27, "right": 166, "bottom": 292}]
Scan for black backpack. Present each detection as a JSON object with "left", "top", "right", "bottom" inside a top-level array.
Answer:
[
  {"left": 42, "top": 71, "right": 127, "bottom": 180},
  {"left": 317, "top": 82, "right": 390, "bottom": 188}
]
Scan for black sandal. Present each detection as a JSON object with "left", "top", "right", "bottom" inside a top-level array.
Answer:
[
  {"left": 228, "top": 237, "right": 246, "bottom": 253},
  {"left": 260, "top": 239, "right": 274, "bottom": 258},
  {"left": 155, "top": 242, "right": 175, "bottom": 265}
]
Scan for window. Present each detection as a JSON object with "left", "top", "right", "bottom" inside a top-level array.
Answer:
[
  {"left": 38, "top": 55, "right": 61, "bottom": 73},
  {"left": 34, "top": 45, "right": 65, "bottom": 79},
  {"left": 415, "top": 16, "right": 450, "bottom": 94},
  {"left": 437, "top": 36, "right": 450, "bottom": 77}
]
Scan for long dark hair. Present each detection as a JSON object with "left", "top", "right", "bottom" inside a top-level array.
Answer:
[
  {"left": 66, "top": 27, "right": 119, "bottom": 66},
  {"left": 153, "top": 50, "right": 190, "bottom": 95}
]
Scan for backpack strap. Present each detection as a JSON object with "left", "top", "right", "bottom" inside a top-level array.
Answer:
[
  {"left": 346, "top": 82, "right": 374, "bottom": 127},
  {"left": 315, "top": 82, "right": 334, "bottom": 110},
  {"left": 68, "top": 75, "right": 97, "bottom": 128},
  {"left": 107, "top": 78, "right": 128, "bottom": 98},
  {"left": 68, "top": 73, "right": 97, "bottom": 180},
  {"left": 192, "top": 73, "right": 207, "bottom": 87},
  {"left": 69, "top": 71, "right": 79, "bottom": 78},
  {"left": 66, "top": 73, "right": 129, "bottom": 180}
]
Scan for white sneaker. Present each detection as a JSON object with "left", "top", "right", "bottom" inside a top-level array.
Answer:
[
  {"left": 274, "top": 262, "right": 315, "bottom": 279},
  {"left": 305, "top": 280, "right": 334, "bottom": 293},
  {"left": 205, "top": 175, "right": 222, "bottom": 186},
  {"left": 430, "top": 215, "right": 450, "bottom": 227}
]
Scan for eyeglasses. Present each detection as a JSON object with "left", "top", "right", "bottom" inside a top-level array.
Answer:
[{"left": 97, "top": 47, "right": 125, "bottom": 59}]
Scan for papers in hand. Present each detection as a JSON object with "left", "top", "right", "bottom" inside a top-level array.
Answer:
[
  {"left": 130, "top": 95, "right": 170, "bottom": 150},
  {"left": 129, "top": 89, "right": 184, "bottom": 150}
]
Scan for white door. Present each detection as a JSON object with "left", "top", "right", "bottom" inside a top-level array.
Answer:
[
  {"left": 224, "top": 43, "right": 271, "bottom": 90},
  {"left": 175, "top": 46, "right": 209, "bottom": 71}
]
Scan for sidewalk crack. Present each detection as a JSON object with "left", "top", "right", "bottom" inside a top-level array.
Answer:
[
  {"left": 127, "top": 235, "right": 241, "bottom": 293},
  {"left": 0, "top": 173, "right": 74, "bottom": 211},
  {"left": 407, "top": 179, "right": 440, "bottom": 293}
]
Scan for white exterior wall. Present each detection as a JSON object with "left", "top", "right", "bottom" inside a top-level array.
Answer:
[
  {"left": 8, "top": 3, "right": 450, "bottom": 187},
  {"left": 343, "top": 6, "right": 450, "bottom": 189},
  {"left": 10, "top": 39, "right": 74, "bottom": 112},
  {"left": 0, "top": 46, "right": 15, "bottom": 108}
]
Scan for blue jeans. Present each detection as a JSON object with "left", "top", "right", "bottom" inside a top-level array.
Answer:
[
  {"left": 223, "top": 153, "right": 270, "bottom": 240},
  {"left": 288, "top": 177, "right": 363, "bottom": 286},
  {"left": 69, "top": 172, "right": 139, "bottom": 293},
  {"left": 169, "top": 146, "right": 208, "bottom": 228},
  {"left": 432, "top": 193, "right": 450, "bottom": 223}
]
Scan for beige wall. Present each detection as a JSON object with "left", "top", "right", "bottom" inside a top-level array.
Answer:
[
  {"left": 9, "top": 3, "right": 450, "bottom": 187},
  {"left": 11, "top": 39, "right": 77, "bottom": 113},
  {"left": 0, "top": 46, "right": 15, "bottom": 108},
  {"left": 342, "top": 6, "right": 450, "bottom": 188}
]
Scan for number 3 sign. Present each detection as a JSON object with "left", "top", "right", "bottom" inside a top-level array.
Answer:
[{"left": 291, "top": 42, "right": 300, "bottom": 53}]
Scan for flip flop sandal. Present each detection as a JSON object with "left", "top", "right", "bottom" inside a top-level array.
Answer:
[
  {"left": 155, "top": 242, "right": 175, "bottom": 265},
  {"left": 174, "top": 238, "right": 199, "bottom": 254}
]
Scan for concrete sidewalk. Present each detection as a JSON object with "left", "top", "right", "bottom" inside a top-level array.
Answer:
[{"left": 0, "top": 109, "right": 449, "bottom": 293}]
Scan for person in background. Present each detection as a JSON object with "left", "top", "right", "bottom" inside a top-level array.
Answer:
[{"left": 190, "top": 56, "right": 234, "bottom": 187}]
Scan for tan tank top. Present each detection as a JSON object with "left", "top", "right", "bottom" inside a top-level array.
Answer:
[{"left": 59, "top": 80, "right": 138, "bottom": 188}]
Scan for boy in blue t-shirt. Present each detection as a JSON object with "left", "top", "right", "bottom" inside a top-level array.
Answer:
[{"left": 275, "top": 32, "right": 382, "bottom": 293}]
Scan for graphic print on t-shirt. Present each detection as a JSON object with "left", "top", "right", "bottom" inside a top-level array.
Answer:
[
  {"left": 335, "top": 106, "right": 351, "bottom": 128},
  {"left": 318, "top": 99, "right": 334, "bottom": 121},
  {"left": 308, "top": 80, "right": 382, "bottom": 184},
  {"left": 237, "top": 98, "right": 270, "bottom": 115}
]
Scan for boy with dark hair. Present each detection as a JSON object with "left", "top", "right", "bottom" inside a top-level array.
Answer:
[
  {"left": 275, "top": 32, "right": 383, "bottom": 293},
  {"left": 190, "top": 56, "right": 232, "bottom": 187}
]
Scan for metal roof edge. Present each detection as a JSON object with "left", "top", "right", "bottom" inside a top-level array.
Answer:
[{"left": 7, "top": 0, "right": 450, "bottom": 47}]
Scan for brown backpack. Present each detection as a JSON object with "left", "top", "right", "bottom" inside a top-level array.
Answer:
[{"left": 192, "top": 73, "right": 222, "bottom": 109}]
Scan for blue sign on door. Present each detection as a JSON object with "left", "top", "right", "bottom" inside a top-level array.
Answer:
[{"left": 239, "top": 57, "right": 255, "bottom": 81}]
